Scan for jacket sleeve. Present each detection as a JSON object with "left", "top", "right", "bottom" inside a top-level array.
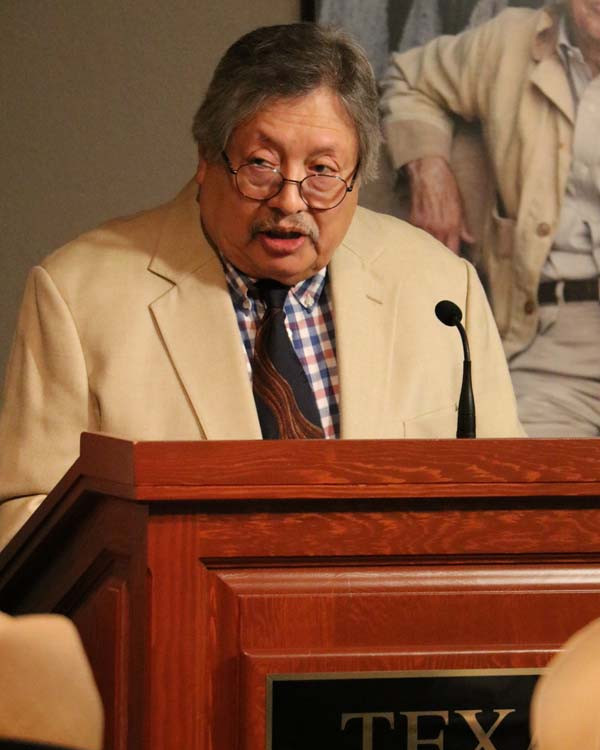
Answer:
[
  {"left": 0, "top": 265, "right": 94, "bottom": 551},
  {"left": 379, "top": 17, "right": 495, "bottom": 170}
]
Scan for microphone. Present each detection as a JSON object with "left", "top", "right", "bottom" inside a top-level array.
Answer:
[{"left": 434, "top": 300, "right": 476, "bottom": 439}]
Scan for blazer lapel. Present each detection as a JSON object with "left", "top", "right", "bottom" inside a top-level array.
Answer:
[
  {"left": 330, "top": 208, "right": 398, "bottom": 438},
  {"left": 530, "top": 56, "right": 574, "bottom": 124},
  {"left": 529, "top": 7, "right": 574, "bottom": 124},
  {"left": 148, "top": 182, "right": 261, "bottom": 440}
]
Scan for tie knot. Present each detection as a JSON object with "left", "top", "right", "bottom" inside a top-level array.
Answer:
[{"left": 255, "top": 279, "right": 290, "bottom": 310}]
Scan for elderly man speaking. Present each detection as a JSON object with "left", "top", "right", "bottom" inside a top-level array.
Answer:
[{"left": 0, "top": 23, "right": 522, "bottom": 549}]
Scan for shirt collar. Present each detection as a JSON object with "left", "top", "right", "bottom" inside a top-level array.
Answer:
[
  {"left": 220, "top": 253, "right": 328, "bottom": 313},
  {"left": 557, "top": 12, "right": 585, "bottom": 64},
  {"left": 557, "top": 11, "right": 595, "bottom": 89}
]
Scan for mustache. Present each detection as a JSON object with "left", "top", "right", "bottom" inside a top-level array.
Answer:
[{"left": 251, "top": 215, "right": 319, "bottom": 244}]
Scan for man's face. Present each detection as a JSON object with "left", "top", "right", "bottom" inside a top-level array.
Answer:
[
  {"left": 568, "top": 0, "right": 600, "bottom": 47},
  {"left": 195, "top": 87, "right": 360, "bottom": 285}
]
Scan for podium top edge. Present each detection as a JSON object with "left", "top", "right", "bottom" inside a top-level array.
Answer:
[{"left": 75, "top": 432, "right": 600, "bottom": 490}]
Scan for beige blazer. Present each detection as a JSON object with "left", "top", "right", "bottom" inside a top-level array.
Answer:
[
  {"left": 0, "top": 181, "right": 523, "bottom": 549},
  {"left": 0, "top": 611, "right": 103, "bottom": 749}
]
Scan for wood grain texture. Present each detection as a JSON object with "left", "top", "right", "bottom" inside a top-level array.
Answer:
[
  {"left": 220, "top": 564, "right": 600, "bottom": 750},
  {"left": 78, "top": 433, "right": 600, "bottom": 492},
  {"left": 146, "top": 507, "right": 600, "bottom": 560},
  {"left": 73, "top": 575, "right": 129, "bottom": 750},
  {"left": 147, "top": 503, "right": 600, "bottom": 750},
  {"left": 146, "top": 516, "right": 205, "bottom": 750},
  {"left": 3, "top": 436, "right": 600, "bottom": 750},
  {"left": 101, "top": 480, "right": 600, "bottom": 500}
]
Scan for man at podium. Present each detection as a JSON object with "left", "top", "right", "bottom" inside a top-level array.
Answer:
[{"left": 0, "top": 23, "right": 523, "bottom": 551}]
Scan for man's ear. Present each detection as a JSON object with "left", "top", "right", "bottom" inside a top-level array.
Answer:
[{"left": 195, "top": 153, "right": 207, "bottom": 187}]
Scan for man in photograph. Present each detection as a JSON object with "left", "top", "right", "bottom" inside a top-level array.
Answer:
[{"left": 381, "top": 0, "right": 600, "bottom": 436}]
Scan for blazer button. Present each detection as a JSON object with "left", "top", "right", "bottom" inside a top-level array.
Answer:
[
  {"left": 524, "top": 299, "right": 536, "bottom": 314},
  {"left": 536, "top": 222, "right": 551, "bottom": 237}
]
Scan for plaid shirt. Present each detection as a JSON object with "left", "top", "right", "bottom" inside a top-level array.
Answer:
[{"left": 221, "top": 257, "right": 340, "bottom": 438}]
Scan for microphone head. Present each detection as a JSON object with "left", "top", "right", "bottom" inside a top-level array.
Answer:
[{"left": 435, "top": 300, "right": 463, "bottom": 327}]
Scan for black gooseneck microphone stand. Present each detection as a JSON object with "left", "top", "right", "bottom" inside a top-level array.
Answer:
[{"left": 434, "top": 300, "right": 476, "bottom": 439}]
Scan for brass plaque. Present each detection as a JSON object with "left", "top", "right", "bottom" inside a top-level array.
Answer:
[{"left": 267, "top": 669, "right": 541, "bottom": 750}]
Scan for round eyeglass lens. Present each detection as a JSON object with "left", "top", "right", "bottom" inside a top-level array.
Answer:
[
  {"left": 302, "top": 175, "right": 346, "bottom": 208},
  {"left": 237, "top": 164, "right": 280, "bottom": 197}
]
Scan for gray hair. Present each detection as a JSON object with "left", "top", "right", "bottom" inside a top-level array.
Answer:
[{"left": 192, "top": 23, "right": 381, "bottom": 182}]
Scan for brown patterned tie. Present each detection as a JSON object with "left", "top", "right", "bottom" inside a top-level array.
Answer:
[{"left": 252, "top": 280, "right": 324, "bottom": 439}]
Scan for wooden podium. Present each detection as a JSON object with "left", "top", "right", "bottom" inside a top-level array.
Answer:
[{"left": 1, "top": 433, "right": 600, "bottom": 750}]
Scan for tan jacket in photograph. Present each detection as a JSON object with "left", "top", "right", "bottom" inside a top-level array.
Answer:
[{"left": 381, "top": 4, "right": 572, "bottom": 358}]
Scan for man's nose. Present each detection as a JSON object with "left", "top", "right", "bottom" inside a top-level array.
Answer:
[{"left": 266, "top": 179, "right": 307, "bottom": 215}]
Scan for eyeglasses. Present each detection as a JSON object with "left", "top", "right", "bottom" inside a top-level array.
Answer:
[{"left": 221, "top": 151, "right": 359, "bottom": 210}]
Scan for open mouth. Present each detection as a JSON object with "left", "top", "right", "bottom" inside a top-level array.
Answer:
[
  {"left": 263, "top": 229, "right": 304, "bottom": 239},
  {"left": 257, "top": 228, "right": 307, "bottom": 254}
]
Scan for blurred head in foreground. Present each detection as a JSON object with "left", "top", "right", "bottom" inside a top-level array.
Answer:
[
  {"left": 0, "top": 612, "right": 103, "bottom": 749},
  {"left": 531, "top": 617, "right": 600, "bottom": 750}
]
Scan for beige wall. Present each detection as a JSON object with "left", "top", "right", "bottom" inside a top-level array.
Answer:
[{"left": 0, "top": 0, "right": 300, "bottom": 388}]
